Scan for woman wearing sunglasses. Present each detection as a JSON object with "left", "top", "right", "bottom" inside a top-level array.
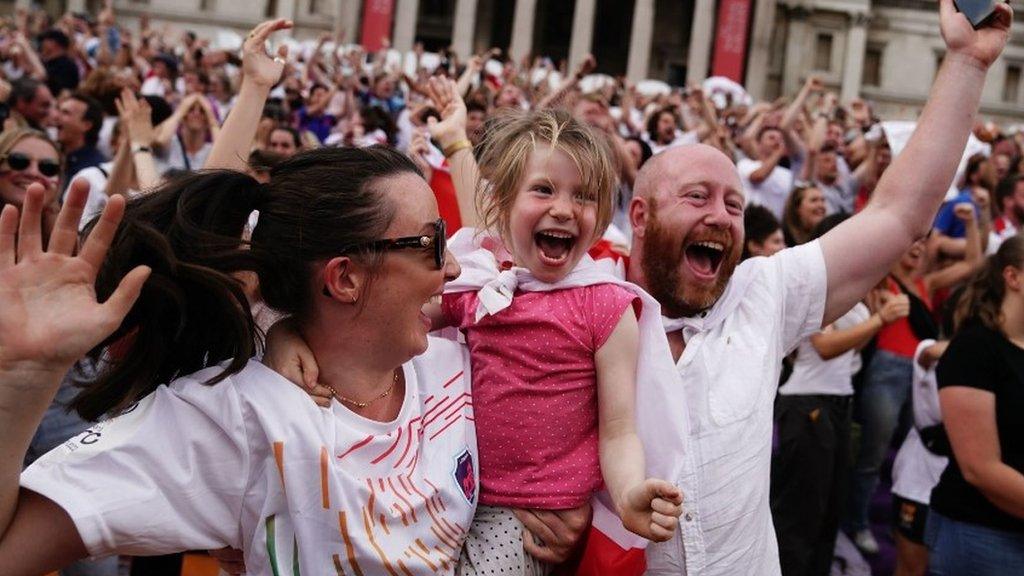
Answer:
[
  {"left": 0, "top": 145, "right": 585, "bottom": 576},
  {"left": 0, "top": 127, "right": 62, "bottom": 229}
]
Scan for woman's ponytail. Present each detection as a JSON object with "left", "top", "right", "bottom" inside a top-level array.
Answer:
[{"left": 74, "top": 170, "right": 266, "bottom": 420}]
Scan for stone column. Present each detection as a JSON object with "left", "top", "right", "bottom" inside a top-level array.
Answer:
[
  {"left": 841, "top": 13, "right": 870, "bottom": 102},
  {"left": 452, "top": 0, "right": 478, "bottom": 59},
  {"left": 509, "top": 0, "right": 538, "bottom": 63},
  {"left": 67, "top": 0, "right": 86, "bottom": 12},
  {"left": 686, "top": 0, "right": 716, "bottom": 85},
  {"left": 275, "top": 0, "right": 298, "bottom": 25},
  {"left": 781, "top": 5, "right": 810, "bottom": 95},
  {"left": 335, "top": 0, "right": 362, "bottom": 44},
  {"left": 744, "top": 0, "right": 777, "bottom": 100},
  {"left": 626, "top": 0, "right": 655, "bottom": 82},
  {"left": 393, "top": 0, "right": 420, "bottom": 52},
  {"left": 568, "top": 0, "right": 597, "bottom": 73}
]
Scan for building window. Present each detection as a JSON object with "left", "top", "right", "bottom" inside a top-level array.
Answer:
[
  {"left": 863, "top": 45, "right": 882, "bottom": 87},
  {"left": 1004, "top": 63, "right": 1022, "bottom": 103},
  {"left": 814, "top": 33, "right": 833, "bottom": 71}
]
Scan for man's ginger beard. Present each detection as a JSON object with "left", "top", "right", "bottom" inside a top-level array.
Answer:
[{"left": 640, "top": 198, "right": 740, "bottom": 318}]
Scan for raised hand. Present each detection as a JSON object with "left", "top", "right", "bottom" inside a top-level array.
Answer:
[
  {"left": 115, "top": 88, "right": 155, "bottom": 147},
  {"left": 953, "top": 201, "right": 977, "bottom": 223},
  {"left": 424, "top": 77, "right": 468, "bottom": 148},
  {"left": 939, "top": 0, "right": 1011, "bottom": 69},
  {"left": 0, "top": 181, "right": 149, "bottom": 376},
  {"left": 619, "top": 478, "right": 683, "bottom": 542},
  {"left": 241, "top": 19, "right": 293, "bottom": 88},
  {"left": 878, "top": 293, "right": 911, "bottom": 325}
]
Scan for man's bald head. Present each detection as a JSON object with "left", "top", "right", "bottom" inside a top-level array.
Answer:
[
  {"left": 633, "top": 144, "right": 745, "bottom": 203},
  {"left": 628, "top": 144, "right": 746, "bottom": 318}
]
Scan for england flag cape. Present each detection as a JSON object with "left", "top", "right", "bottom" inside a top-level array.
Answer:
[{"left": 443, "top": 228, "right": 688, "bottom": 575}]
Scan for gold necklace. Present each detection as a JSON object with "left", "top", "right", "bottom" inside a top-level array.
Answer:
[{"left": 331, "top": 370, "right": 400, "bottom": 409}]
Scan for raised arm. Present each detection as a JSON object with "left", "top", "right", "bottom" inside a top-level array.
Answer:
[
  {"left": 425, "top": 77, "right": 480, "bottom": 228},
  {"left": 817, "top": 0, "right": 1011, "bottom": 325},
  {"left": 0, "top": 182, "right": 149, "bottom": 571},
  {"left": 205, "top": 19, "right": 292, "bottom": 172}
]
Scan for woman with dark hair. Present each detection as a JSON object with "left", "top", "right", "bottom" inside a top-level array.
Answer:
[
  {"left": 0, "top": 145, "right": 471, "bottom": 575},
  {"left": 267, "top": 125, "right": 302, "bottom": 158},
  {"left": 742, "top": 204, "right": 785, "bottom": 259},
  {"left": 926, "top": 235, "right": 1024, "bottom": 574},
  {"left": 782, "top": 183, "right": 827, "bottom": 247}
]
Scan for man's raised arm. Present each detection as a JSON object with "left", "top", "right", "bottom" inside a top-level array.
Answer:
[{"left": 818, "top": 0, "right": 1010, "bottom": 324}]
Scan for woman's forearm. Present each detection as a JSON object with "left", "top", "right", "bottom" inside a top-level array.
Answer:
[{"left": 967, "top": 461, "right": 1024, "bottom": 519}]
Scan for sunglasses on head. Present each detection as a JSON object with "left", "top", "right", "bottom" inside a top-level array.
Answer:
[{"left": 2, "top": 152, "right": 61, "bottom": 178}]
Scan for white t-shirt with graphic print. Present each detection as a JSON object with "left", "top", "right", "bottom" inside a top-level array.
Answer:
[{"left": 22, "top": 337, "right": 477, "bottom": 576}]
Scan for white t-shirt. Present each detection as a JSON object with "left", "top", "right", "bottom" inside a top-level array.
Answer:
[
  {"left": 736, "top": 158, "right": 793, "bottom": 220},
  {"left": 891, "top": 339, "right": 948, "bottom": 505},
  {"left": 646, "top": 241, "right": 828, "bottom": 576},
  {"left": 778, "top": 303, "right": 869, "bottom": 397},
  {"left": 69, "top": 162, "right": 114, "bottom": 232},
  {"left": 22, "top": 338, "right": 477, "bottom": 575}
]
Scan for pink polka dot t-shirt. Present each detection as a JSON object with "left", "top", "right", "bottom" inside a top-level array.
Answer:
[{"left": 442, "top": 283, "right": 638, "bottom": 509}]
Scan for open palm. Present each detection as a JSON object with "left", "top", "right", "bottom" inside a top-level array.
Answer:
[{"left": 0, "top": 181, "right": 148, "bottom": 374}]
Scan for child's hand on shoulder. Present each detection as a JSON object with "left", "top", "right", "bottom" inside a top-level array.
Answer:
[
  {"left": 264, "top": 319, "right": 332, "bottom": 407},
  {"left": 619, "top": 478, "right": 683, "bottom": 542}
]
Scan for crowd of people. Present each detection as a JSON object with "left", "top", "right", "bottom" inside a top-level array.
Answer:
[{"left": 0, "top": 1, "right": 1021, "bottom": 575}]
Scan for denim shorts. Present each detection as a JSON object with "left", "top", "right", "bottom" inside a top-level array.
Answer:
[{"left": 925, "top": 510, "right": 1024, "bottom": 575}]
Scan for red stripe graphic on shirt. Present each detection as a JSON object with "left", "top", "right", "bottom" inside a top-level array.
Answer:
[
  {"left": 337, "top": 435, "right": 374, "bottom": 461},
  {"left": 442, "top": 371, "right": 463, "bottom": 388},
  {"left": 371, "top": 427, "right": 402, "bottom": 465}
]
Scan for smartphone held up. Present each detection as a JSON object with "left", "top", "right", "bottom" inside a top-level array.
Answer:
[{"left": 954, "top": 0, "right": 1004, "bottom": 28}]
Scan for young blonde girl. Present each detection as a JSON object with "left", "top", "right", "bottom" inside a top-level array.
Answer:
[
  {"left": 270, "top": 104, "right": 683, "bottom": 575},
  {"left": 439, "top": 108, "right": 681, "bottom": 574}
]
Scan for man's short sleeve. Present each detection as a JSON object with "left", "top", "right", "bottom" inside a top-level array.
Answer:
[
  {"left": 772, "top": 240, "right": 828, "bottom": 352},
  {"left": 20, "top": 377, "right": 251, "bottom": 557},
  {"left": 736, "top": 158, "right": 760, "bottom": 179}
]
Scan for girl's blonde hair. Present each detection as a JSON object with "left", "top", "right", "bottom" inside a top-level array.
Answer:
[{"left": 474, "top": 108, "right": 618, "bottom": 245}]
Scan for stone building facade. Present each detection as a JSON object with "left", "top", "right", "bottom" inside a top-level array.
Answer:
[{"left": 11, "top": 0, "right": 1024, "bottom": 121}]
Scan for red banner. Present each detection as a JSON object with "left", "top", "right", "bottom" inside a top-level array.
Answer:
[
  {"left": 360, "top": 0, "right": 395, "bottom": 52},
  {"left": 711, "top": 0, "right": 752, "bottom": 82}
]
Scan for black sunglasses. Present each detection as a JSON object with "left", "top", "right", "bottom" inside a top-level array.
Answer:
[
  {"left": 343, "top": 218, "right": 447, "bottom": 269},
  {"left": 322, "top": 219, "right": 448, "bottom": 297},
  {"left": 2, "top": 152, "right": 61, "bottom": 178}
]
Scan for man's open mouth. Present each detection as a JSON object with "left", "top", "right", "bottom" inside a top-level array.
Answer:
[{"left": 684, "top": 240, "right": 726, "bottom": 279}]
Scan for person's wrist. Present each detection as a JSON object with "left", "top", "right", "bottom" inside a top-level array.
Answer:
[
  {"left": 443, "top": 138, "right": 472, "bottom": 158},
  {"left": 436, "top": 130, "right": 469, "bottom": 150},
  {"left": 944, "top": 50, "right": 993, "bottom": 74}
]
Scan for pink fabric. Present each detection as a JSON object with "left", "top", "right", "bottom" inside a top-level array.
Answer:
[{"left": 443, "top": 284, "right": 637, "bottom": 509}]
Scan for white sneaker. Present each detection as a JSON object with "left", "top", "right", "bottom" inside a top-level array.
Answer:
[{"left": 852, "top": 529, "right": 879, "bottom": 555}]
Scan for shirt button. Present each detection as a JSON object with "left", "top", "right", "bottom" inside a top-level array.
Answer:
[{"left": 685, "top": 513, "right": 693, "bottom": 522}]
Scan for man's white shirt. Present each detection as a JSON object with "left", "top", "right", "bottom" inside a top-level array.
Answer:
[{"left": 645, "top": 241, "right": 828, "bottom": 576}]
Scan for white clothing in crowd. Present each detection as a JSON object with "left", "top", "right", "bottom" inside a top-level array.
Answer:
[
  {"left": 778, "top": 303, "right": 870, "bottom": 397},
  {"left": 736, "top": 158, "right": 793, "bottom": 220},
  {"left": 891, "top": 339, "right": 948, "bottom": 506},
  {"left": 647, "top": 241, "right": 827, "bottom": 576}
]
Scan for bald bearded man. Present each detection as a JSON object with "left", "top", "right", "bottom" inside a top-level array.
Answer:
[{"left": 619, "top": 3, "right": 1011, "bottom": 574}]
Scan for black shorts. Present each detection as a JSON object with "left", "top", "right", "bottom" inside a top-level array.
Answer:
[{"left": 892, "top": 495, "right": 930, "bottom": 544}]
